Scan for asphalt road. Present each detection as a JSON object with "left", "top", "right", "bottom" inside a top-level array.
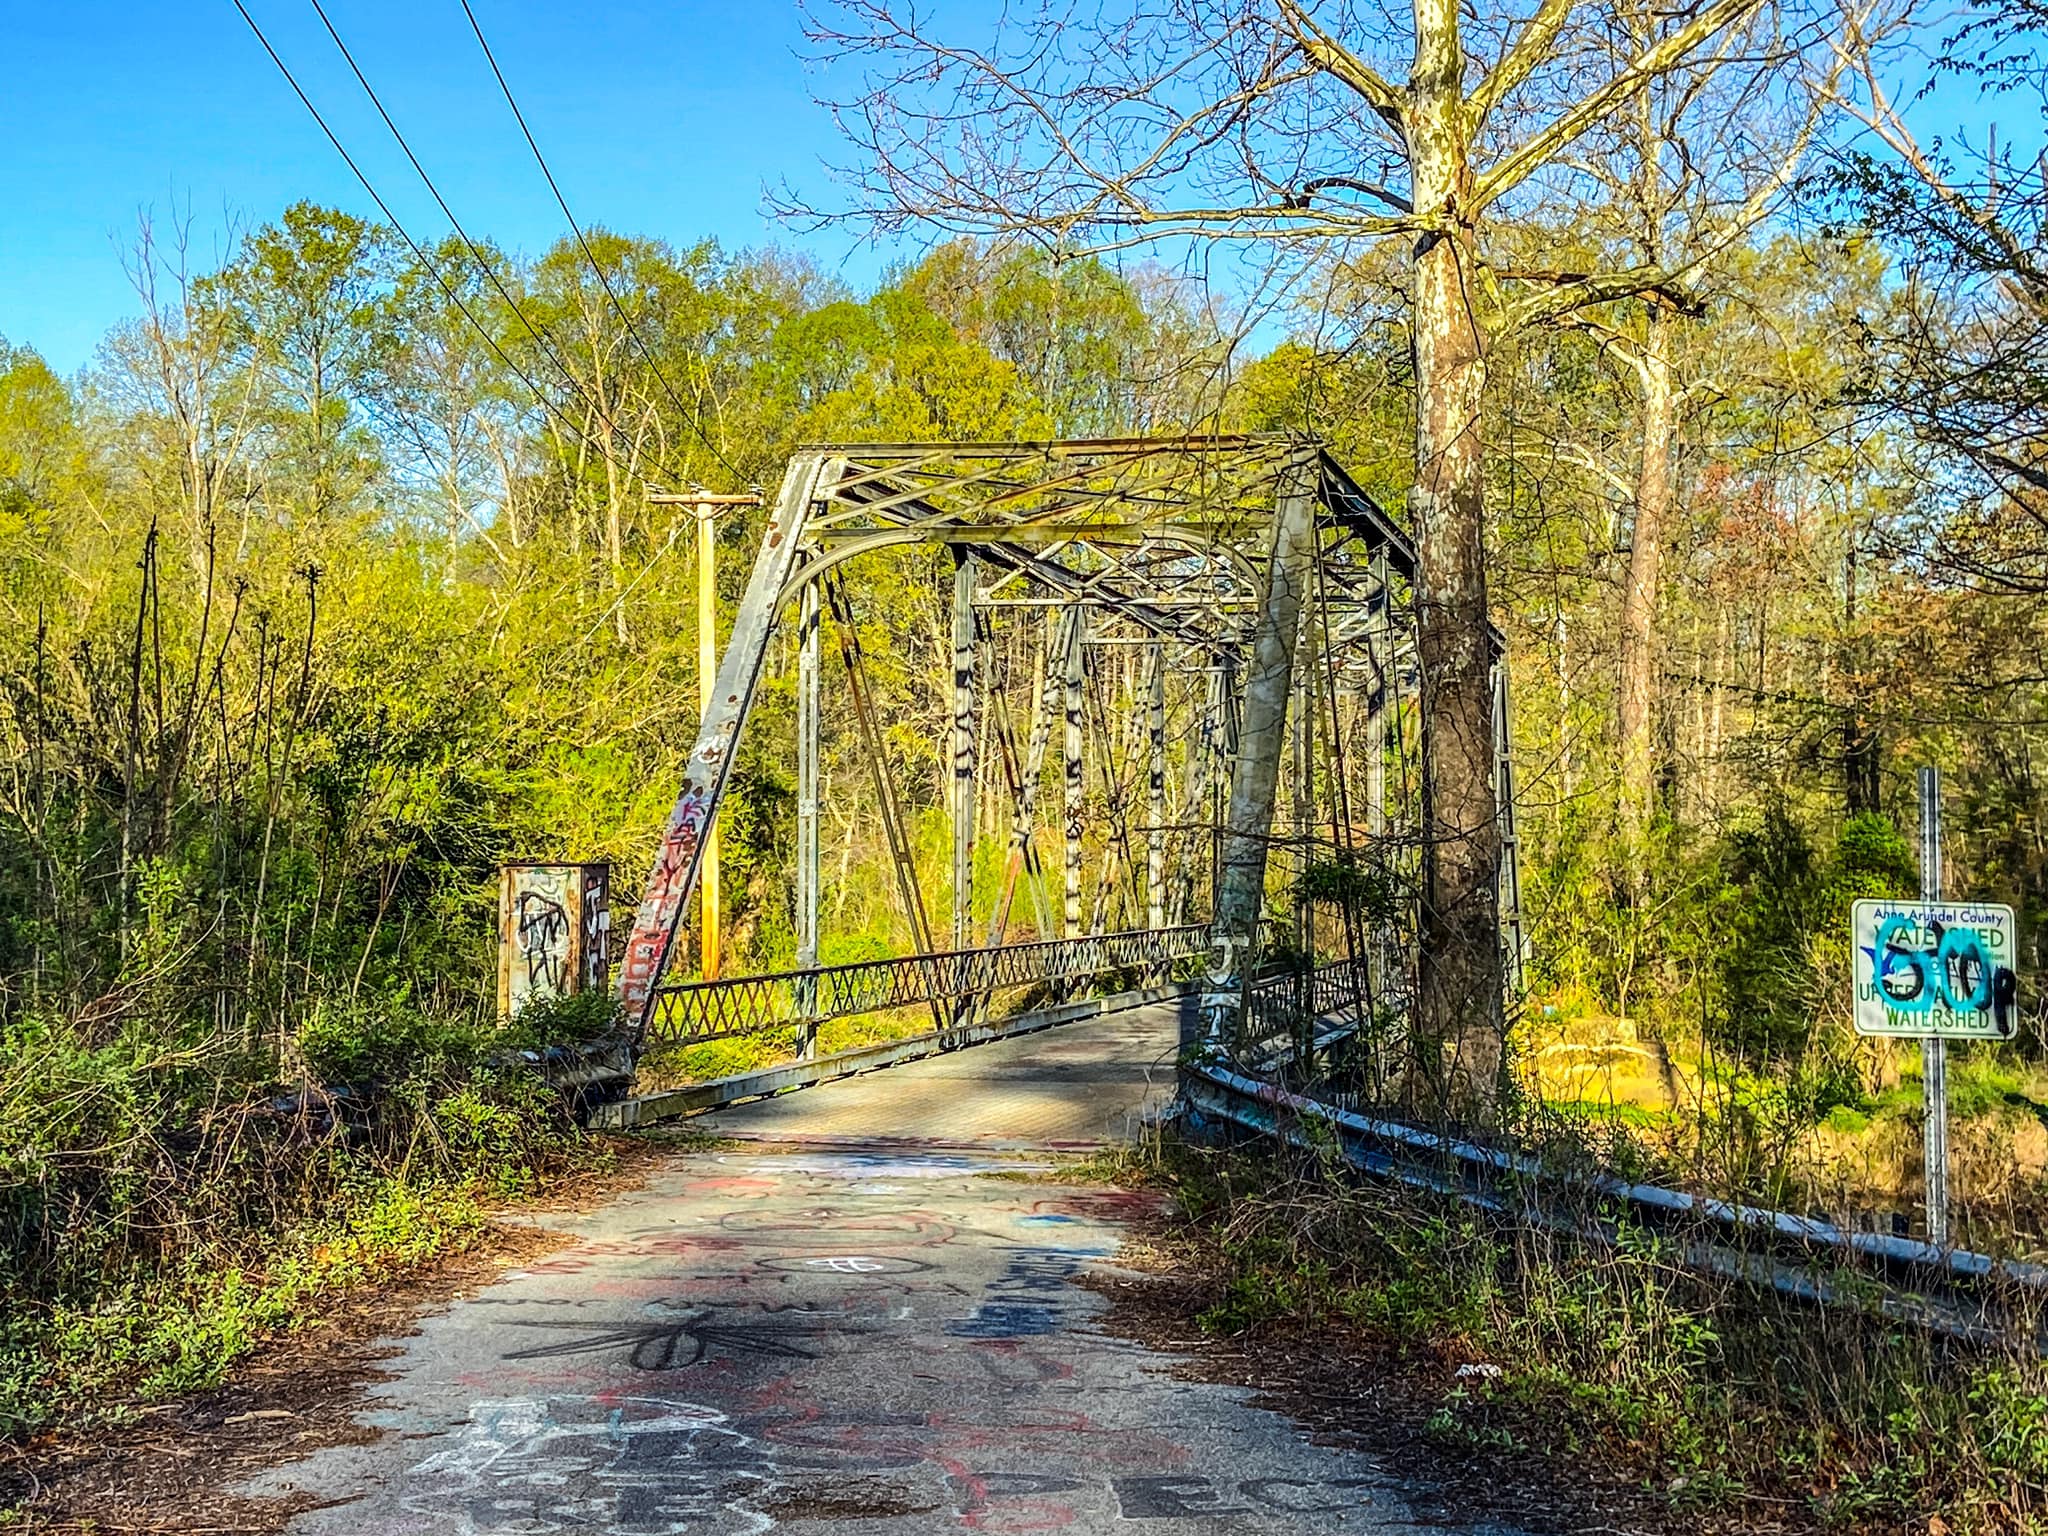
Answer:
[{"left": 246, "top": 1001, "right": 1535, "bottom": 1535}]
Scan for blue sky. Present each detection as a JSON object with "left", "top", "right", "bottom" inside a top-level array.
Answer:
[
  {"left": 0, "top": 2, "right": 2030, "bottom": 377},
  {"left": 1, "top": 1, "right": 899, "bottom": 373}
]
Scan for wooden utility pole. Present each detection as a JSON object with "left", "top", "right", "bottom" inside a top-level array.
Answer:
[{"left": 649, "top": 489, "right": 763, "bottom": 982}]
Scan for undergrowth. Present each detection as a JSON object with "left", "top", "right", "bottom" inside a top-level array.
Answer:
[
  {"left": 1147, "top": 1134, "right": 2048, "bottom": 1535},
  {"left": 0, "top": 989, "right": 610, "bottom": 1439}
]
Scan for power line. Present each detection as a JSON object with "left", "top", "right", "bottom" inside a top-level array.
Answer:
[
  {"left": 297, "top": 0, "right": 701, "bottom": 492},
  {"left": 457, "top": 0, "right": 744, "bottom": 488},
  {"left": 228, "top": 0, "right": 571, "bottom": 444}
]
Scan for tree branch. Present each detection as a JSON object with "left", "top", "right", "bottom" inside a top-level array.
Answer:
[
  {"left": 1275, "top": 0, "right": 1408, "bottom": 141},
  {"left": 1300, "top": 175, "right": 1414, "bottom": 214},
  {"left": 1468, "top": 0, "right": 1581, "bottom": 133},
  {"left": 1502, "top": 265, "right": 1706, "bottom": 326},
  {"left": 1471, "top": 0, "right": 1767, "bottom": 215}
]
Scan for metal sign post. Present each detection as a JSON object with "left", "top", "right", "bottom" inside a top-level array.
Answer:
[
  {"left": 1920, "top": 766, "right": 1949, "bottom": 1247},
  {"left": 1852, "top": 768, "right": 2021, "bottom": 1246}
]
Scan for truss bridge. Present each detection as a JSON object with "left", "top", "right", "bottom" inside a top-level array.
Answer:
[{"left": 610, "top": 435, "right": 1523, "bottom": 1107}]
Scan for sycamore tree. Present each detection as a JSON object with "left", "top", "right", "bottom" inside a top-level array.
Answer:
[{"left": 795, "top": 0, "right": 1891, "bottom": 1115}]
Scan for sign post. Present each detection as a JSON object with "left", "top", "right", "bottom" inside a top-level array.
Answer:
[
  {"left": 1919, "top": 767, "right": 1949, "bottom": 1247},
  {"left": 1849, "top": 767, "right": 2021, "bottom": 1247}
]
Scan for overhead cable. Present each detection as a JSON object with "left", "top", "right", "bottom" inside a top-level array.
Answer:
[
  {"left": 457, "top": 0, "right": 744, "bottom": 486},
  {"left": 297, "top": 0, "right": 700, "bottom": 490},
  {"left": 229, "top": 0, "right": 572, "bottom": 443}
]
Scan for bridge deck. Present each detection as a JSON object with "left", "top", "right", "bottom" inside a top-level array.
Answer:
[{"left": 696, "top": 996, "right": 1188, "bottom": 1148}]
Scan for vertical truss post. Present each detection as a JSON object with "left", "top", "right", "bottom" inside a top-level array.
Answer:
[
  {"left": 1366, "top": 550, "right": 1389, "bottom": 840},
  {"left": 1364, "top": 549, "right": 1392, "bottom": 1012},
  {"left": 1493, "top": 659, "right": 1528, "bottom": 1001},
  {"left": 794, "top": 576, "right": 821, "bottom": 1060},
  {"left": 1061, "top": 605, "right": 1087, "bottom": 944},
  {"left": 1146, "top": 646, "right": 1167, "bottom": 934},
  {"left": 617, "top": 454, "right": 831, "bottom": 1035},
  {"left": 951, "top": 552, "right": 980, "bottom": 957},
  {"left": 1215, "top": 455, "right": 1317, "bottom": 935},
  {"left": 1208, "top": 659, "right": 1239, "bottom": 918},
  {"left": 1291, "top": 615, "right": 1318, "bottom": 960},
  {"left": 1168, "top": 665, "right": 1221, "bottom": 928},
  {"left": 1204, "top": 452, "right": 1318, "bottom": 1044},
  {"left": 983, "top": 613, "right": 1054, "bottom": 946}
]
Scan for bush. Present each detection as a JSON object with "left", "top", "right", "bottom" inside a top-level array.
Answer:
[
  {"left": 1715, "top": 807, "right": 1915, "bottom": 1062},
  {"left": 0, "top": 985, "right": 590, "bottom": 1439},
  {"left": 1159, "top": 1137, "right": 2048, "bottom": 1533}
]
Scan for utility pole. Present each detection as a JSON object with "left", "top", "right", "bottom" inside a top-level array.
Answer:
[
  {"left": 1920, "top": 764, "right": 1949, "bottom": 1246},
  {"left": 648, "top": 488, "right": 763, "bottom": 983},
  {"left": 698, "top": 501, "right": 721, "bottom": 981}
]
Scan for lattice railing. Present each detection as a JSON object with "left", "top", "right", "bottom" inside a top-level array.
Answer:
[
  {"left": 643, "top": 924, "right": 1212, "bottom": 1049},
  {"left": 1231, "top": 958, "right": 1381, "bottom": 1071}
]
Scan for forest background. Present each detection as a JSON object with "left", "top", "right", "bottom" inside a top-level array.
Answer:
[{"left": 1, "top": 0, "right": 2046, "bottom": 1444}]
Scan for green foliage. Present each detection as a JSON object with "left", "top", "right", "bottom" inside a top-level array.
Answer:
[
  {"left": 0, "top": 980, "right": 591, "bottom": 1437},
  {"left": 1297, "top": 855, "right": 1401, "bottom": 921},
  {"left": 498, "top": 986, "right": 625, "bottom": 1051},
  {"left": 1156, "top": 1138, "right": 2048, "bottom": 1532},
  {"left": 297, "top": 996, "right": 492, "bottom": 1083},
  {"left": 1715, "top": 808, "right": 1915, "bottom": 1061},
  {"left": 0, "top": 1173, "right": 505, "bottom": 1433}
]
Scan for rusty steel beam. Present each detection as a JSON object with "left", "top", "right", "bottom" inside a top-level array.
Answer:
[
  {"left": 1061, "top": 605, "right": 1087, "bottom": 943},
  {"left": 1205, "top": 452, "right": 1319, "bottom": 1046},
  {"left": 1147, "top": 646, "right": 1167, "bottom": 932},
  {"left": 616, "top": 453, "right": 834, "bottom": 1035},
  {"left": 794, "top": 576, "right": 821, "bottom": 1057},
  {"left": 824, "top": 573, "right": 941, "bottom": 958},
  {"left": 951, "top": 552, "right": 979, "bottom": 956}
]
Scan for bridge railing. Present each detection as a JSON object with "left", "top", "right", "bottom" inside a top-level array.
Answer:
[{"left": 644, "top": 923, "right": 1213, "bottom": 1049}]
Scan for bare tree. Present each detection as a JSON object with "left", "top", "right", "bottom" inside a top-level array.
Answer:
[
  {"left": 793, "top": 0, "right": 1872, "bottom": 1114},
  {"left": 1827, "top": 0, "right": 2048, "bottom": 592},
  {"left": 104, "top": 211, "right": 264, "bottom": 578},
  {"left": 1497, "top": 3, "right": 1863, "bottom": 841}
]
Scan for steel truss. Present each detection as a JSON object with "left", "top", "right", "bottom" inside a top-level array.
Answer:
[{"left": 614, "top": 434, "right": 1521, "bottom": 1068}]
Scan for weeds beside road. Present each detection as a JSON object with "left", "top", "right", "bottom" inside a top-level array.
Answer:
[
  {"left": 0, "top": 992, "right": 623, "bottom": 1442},
  {"left": 1113, "top": 1133, "right": 2048, "bottom": 1536}
]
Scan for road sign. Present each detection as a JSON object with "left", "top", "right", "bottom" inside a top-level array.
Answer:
[{"left": 1852, "top": 899, "right": 2019, "bottom": 1040}]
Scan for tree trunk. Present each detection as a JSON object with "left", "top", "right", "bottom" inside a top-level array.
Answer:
[
  {"left": 1407, "top": 0, "right": 1505, "bottom": 1120},
  {"left": 1619, "top": 308, "right": 1672, "bottom": 836},
  {"left": 1842, "top": 541, "right": 1881, "bottom": 813}
]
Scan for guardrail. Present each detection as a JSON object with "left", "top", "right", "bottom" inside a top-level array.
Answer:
[
  {"left": 643, "top": 923, "right": 1213, "bottom": 1049},
  {"left": 1182, "top": 1056, "right": 2048, "bottom": 1346}
]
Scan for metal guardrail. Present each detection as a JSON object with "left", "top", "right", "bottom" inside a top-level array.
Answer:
[
  {"left": 644, "top": 923, "right": 1212, "bottom": 1049},
  {"left": 1183, "top": 1058, "right": 2048, "bottom": 1346}
]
